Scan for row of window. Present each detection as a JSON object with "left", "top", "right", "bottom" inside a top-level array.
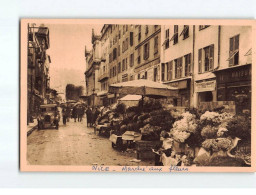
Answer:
[
  {"left": 162, "top": 53, "right": 191, "bottom": 81},
  {"left": 109, "top": 33, "right": 134, "bottom": 63},
  {"left": 161, "top": 34, "right": 240, "bottom": 81},
  {"left": 109, "top": 26, "right": 133, "bottom": 48},
  {"left": 109, "top": 55, "right": 132, "bottom": 78},
  {"left": 164, "top": 25, "right": 210, "bottom": 50},
  {"left": 137, "top": 36, "right": 159, "bottom": 64}
]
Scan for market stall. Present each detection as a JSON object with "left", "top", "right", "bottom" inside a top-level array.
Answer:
[{"left": 118, "top": 95, "right": 142, "bottom": 107}]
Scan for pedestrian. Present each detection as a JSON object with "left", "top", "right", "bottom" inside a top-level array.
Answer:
[
  {"left": 66, "top": 106, "right": 71, "bottom": 122},
  {"left": 78, "top": 105, "right": 84, "bottom": 122},
  {"left": 72, "top": 105, "right": 78, "bottom": 122},
  {"left": 62, "top": 107, "right": 67, "bottom": 125},
  {"left": 85, "top": 107, "right": 92, "bottom": 127},
  {"left": 92, "top": 107, "right": 101, "bottom": 126}
]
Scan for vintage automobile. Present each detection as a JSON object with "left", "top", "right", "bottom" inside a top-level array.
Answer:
[{"left": 37, "top": 104, "right": 60, "bottom": 130}]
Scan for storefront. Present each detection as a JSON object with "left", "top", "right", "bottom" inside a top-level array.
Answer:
[
  {"left": 107, "top": 93, "right": 118, "bottom": 105},
  {"left": 214, "top": 64, "right": 251, "bottom": 114},
  {"left": 166, "top": 78, "right": 191, "bottom": 107},
  {"left": 195, "top": 78, "right": 217, "bottom": 107},
  {"left": 97, "top": 91, "right": 108, "bottom": 106}
]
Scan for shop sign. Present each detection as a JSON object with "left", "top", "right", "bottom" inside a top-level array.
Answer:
[
  {"left": 107, "top": 94, "right": 115, "bottom": 98},
  {"left": 134, "top": 57, "right": 160, "bottom": 73},
  {"left": 168, "top": 80, "right": 187, "bottom": 89},
  {"left": 217, "top": 65, "right": 251, "bottom": 84},
  {"left": 195, "top": 80, "right": 216, "bottom": 92}
]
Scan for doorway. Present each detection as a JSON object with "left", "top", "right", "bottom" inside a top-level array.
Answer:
[{"left": 198, "top": 91, "right": 213, "bottom": 102}]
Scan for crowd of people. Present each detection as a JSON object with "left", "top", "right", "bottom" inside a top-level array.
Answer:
[{"left": 61, "top": 103, "right": 101, "bottom": 127}]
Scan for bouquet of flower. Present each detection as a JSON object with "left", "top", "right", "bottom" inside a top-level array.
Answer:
[
  {"left": 200, "top": 111, "right": 220, "bottom": 126},
  {"left": 170, "top": 112, "right": 199, "bottom": 143},
  {"left": 216, "top": 138, "right": 232, "bottom": 150},
  {"left": 140, "top": 124, "right": 153, "bottom": 134},
  {"left": 171, "top": 130, "right": 191, "bottom": 143},
  {"left": 140, "top": 124, "right": 161, "bottom": 134},
  {"left": 172, "top": 112, "right": 198, "bottom": 133},
  {"left": 217, "top": 127, "right": 228, "bottom": 137},
  {"left": 201, "top": 125, "right": 218, "bottom": 139},
  {"left": 202, "top": 139, "right": 219, "bottom": 152}
]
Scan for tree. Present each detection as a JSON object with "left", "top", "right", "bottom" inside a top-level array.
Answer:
[{"left": 65, "top": 84, "right": 84, "bottom": 101}]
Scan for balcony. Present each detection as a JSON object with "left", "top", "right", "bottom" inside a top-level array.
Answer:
[{"left": 98, "top": 72, "right": 109, "bottom": 82}]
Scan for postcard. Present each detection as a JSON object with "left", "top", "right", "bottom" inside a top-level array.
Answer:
[{"left": 20, "top": 19, "right": 255, "bottom": 172}]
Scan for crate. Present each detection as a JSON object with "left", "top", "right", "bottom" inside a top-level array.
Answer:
[
  {"left": 135, "top": 140, "right": 161, "bottom": 151},
  {"left": 137, "top": 150, "right": 155, "bottom": 160}
]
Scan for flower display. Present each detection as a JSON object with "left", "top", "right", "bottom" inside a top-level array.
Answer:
[
  {"left": 171, "top": 130, "right": 191, "bottom": 143},
  {"left": 202, "top": 139, "right": 219, "bottom": 152},
  {"left": 170, "top": 112, "right": 198, "bottom": 143},
  {"left": 218, "top": 112, "right": 234, "bottom": 128},
  {"left": 172, "top": 112, "right": 198, "bottom": 133},
  {"left": 216, "top": 138, "right": 232, "bottom": 150},
  {"left": 201, "top": 125, "right": 218, "bottom": 139},
  {"left": 217, "top": 127, "right": 228, "bottom": 137},
  {"left": 200, "top": 111, "right": 220, "bottom": 124},
  {"left": 139, "top": 124, "right": 161, "bottom": 134}
]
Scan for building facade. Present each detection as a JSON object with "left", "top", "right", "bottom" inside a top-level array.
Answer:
[
  {"left": 84, "top": 24, "right": 252, "bottom": 113},
  {"left": 160, "top": 24, "right": 252, "bottom": 113},
  {"left": 27, "top": 24, "right": 51, "bottom": 123},
  {"left": 84, "top": 29, "right": 102, "bottom": 107},
  {"left": 85, "top": 24, "right": 161, "bottom": 106},
  {"left": 213, "top": 25, "right": 252, "bottom": 114},
  {"left": 134, "top": 25, "right": 161, "bottom": 82},
  {"left": 161, "top": 25, "right": 194, "bottom": 108}
]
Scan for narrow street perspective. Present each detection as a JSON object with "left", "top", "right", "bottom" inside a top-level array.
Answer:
[
  {"left": 25, "top": 22, "right": 252, "bottom": 169},
  {"left": 27, "top": 117, "right": 153, "bottom": 166}
]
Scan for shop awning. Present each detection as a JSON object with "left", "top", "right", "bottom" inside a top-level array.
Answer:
[
  {"left": 170, "top": 33, "right": 178, "bottom": 41},
  {"left": 245, "top": 48, "right": 252, "bottom": 56},
  {"left": 109, "top": 79, "right": 178, "bottom": 97},
  {"left": 162, "top": 39, "right": 168, "bottom": 46},
  {"left": 97, "top": 90, "right": 108, "bottom": 97},
  {"left": 119, "top": 95, "right": 142, "bottom": 101},
  {"left": 227, "top": 49, "right": 239, "bottom": 61},
  {"left": 179, "top": 26, "right": 189, "bottom": 37}
]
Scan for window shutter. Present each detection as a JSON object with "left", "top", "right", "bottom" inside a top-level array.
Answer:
[
  {"left": 235, "top": 35, "right": 239, "bottom": 50},
  {"left": 188, "top": 53, "right": 191, "bottom": 74},
  {"left": 166, "top": 62, "right": 170, "bottom": 81},
  {"left": 198, "top": 49, "right": 202, "bottom": 73},
  {"left": 180, "top": 57, "right": 183, "bottom": 78},
  {"left": 130, "top": 32, "right": 133, "bottom": 46},
  {"left": 210, "top": 45, "right": 214, "bottom": 70},
  {"left": 170, "top": 61, "right": 173, "bottom": 80},
  {"left": 147, "top": 42, "right": 150, "bottom": 59}
]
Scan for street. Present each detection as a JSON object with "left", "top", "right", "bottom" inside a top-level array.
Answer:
[{"left": 27, "top": 117, "right": 154, "bottom": 166}]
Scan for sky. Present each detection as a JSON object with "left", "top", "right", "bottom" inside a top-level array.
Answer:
[{"left": 44, "top": 23, "right": 103, "bottom": 93}]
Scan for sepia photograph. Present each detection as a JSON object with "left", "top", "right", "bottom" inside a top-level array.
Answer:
[{"left": 20, "top": 19, "right": 255, "bottom": 172}]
